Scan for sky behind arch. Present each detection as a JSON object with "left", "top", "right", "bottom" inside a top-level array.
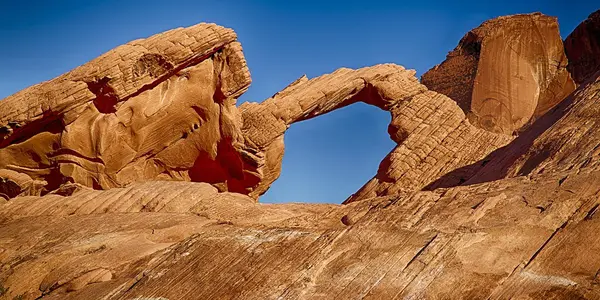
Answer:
[{"left": 0, "top": 0, "right": 596, "bottom": 203}]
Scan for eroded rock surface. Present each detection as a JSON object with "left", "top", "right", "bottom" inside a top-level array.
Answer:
[
  {"left": 0, "top": 23, "right": 251, "bottom": 196},
  {"left": 1, "top": 10, "right": 599, "bottom": 300},
  {"left": 345, "top": 87, "right": 512, "bottom": 202},
  {"left": 240, "top": 65, "right": 511, "bottom": 201},
  {"left": 237, "top": 65, "right": 426, "bottom": 198},
  {"left": 3, "top": 160, "right": 600, "bottom": 299},
  {"left": 463, "top": 59, "right": 600, "bottom": 187},
  {"left": 422, "top": 13, "right": 575, "bottom": 135}
]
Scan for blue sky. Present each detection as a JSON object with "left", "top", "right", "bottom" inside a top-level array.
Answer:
[{"left": 0, "top": 1, "right": 596, "bottom": 203}]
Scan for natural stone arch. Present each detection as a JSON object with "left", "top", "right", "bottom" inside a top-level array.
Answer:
[
  {"left": 235, "top": 65, "right": 423, "bottom": 199},
  {"left": 257, "top": 101, "right": 395, "bottom": 204},
  {"left": 234, "top": 65, "right": 512, "bottom": 201}
]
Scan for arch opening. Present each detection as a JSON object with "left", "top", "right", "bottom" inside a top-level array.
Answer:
[{"left": 258, "top": 102, "right": 395, "bottom": 204}]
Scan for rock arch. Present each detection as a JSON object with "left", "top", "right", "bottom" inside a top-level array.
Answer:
[
  {"left": 236, "top": 65, "right": 512, "bottom": 201},
  {"left": 236, "top": 65, "right": 424, "bottom": 199}
]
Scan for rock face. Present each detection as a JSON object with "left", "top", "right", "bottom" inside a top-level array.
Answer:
[
  {"left": 422, "top": 13, "right": 575, "bottom": 135},
  {"left": 1, "top": 10, "right": 600, "bottom": 300},
  {"left": 565, "top": 10, "right": 600, "bottom": 84}
]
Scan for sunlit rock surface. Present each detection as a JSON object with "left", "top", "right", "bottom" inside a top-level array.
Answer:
[
  {"left": 1, "top": 11, "right": 600, "bottom": 300},
  {"left": 0, "top": 23, "right": 251, "bottom": 197},
  {"left": 422, "top": 13, "right": 575, "bottom": 135}
]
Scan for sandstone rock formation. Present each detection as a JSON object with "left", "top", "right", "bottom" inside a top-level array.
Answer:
[
  {"left": 565, "top": 10, "right": 600, "bottom": 84},
  {"left": 240, "top": 66, "right": 511, "bottom": 201},
  {"left": 0, "top": 27, "right": 509, "bottom": 202},
  {"left": 3, "top": 167, "right": 600, "bottom": 299},
  {"left": 421, "top": 13, "right": 575, "bottom": 135},
  {"left": 1, "top": 10, "right": 600, "bottom": 300},
  {"left": 0, "top": 23, "right": 251, "bottom": 198}
]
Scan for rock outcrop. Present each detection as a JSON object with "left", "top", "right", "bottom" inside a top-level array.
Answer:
[
  {"left": 0, "top": 32, "right": 510, "bottom": 202},
  {"left": 421, "top": 13, "right": 575, "bottom": 135},
  {"left": 0, "top": 14, "right": 574, "bottom": 204},
  {"left": 565, "top": 10, "right": 600, "bottom": 84},
  {"left": 461, "top": 58, "right": 600, "bottom": 187},
  {"left": 236, "top": 65, "right": 426, "bottom": 198},
  {"left": 1, "top": 10, "right": 600, "bottom": 300},
  {"left": 0, "top": 23, "right": 251, "bottom": 197}
]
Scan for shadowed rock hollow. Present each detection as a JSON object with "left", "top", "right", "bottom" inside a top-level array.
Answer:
[
  {"left": 1, "top": 10, "right": 600, "bottom": 300},
  {"left": 565, "top": 10, "right": 600, "bottom": 84}
]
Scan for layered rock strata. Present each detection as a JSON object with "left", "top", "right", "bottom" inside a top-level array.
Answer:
[{"left": 240, "top": 66, "right": 511, "bottom": 201}]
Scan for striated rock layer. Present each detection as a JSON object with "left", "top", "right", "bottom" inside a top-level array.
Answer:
[
  {"left": 0, "top": 29, "right": 510, "bottom": 201},
  {"left": 3, "top": 147, "right": 600, "bottom": 299},
  {"left": 1, "top": 10, "right": 600, "bottom": 300},
  {"left": 421, "top": 13, "right": 575, "bottom": 135}
]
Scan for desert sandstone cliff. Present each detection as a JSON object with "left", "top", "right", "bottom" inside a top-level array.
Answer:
[{"left": 0, "top": 10, "right": 599, "bottom": 300}]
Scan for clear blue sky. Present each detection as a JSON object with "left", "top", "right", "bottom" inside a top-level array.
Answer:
[{"left": 0, "top": 1, "right": 596, "bottom": 203}]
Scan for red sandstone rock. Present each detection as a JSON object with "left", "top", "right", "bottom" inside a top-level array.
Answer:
[
  {"left": 0, "top": 10, "right": 599, "bottom": 300},
  {"left": 0, "top": 23, "right": 251, "bottom": 197},
  {"left": 422, "top": 13, "right": 575, "bottom": 135},
  {"left": 239, "top": 65, "right": 510, "bottom": 201}
]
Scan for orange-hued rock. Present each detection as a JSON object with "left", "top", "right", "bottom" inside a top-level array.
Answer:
[
  {"left": 0, "top": 23, "right": 251, "bottom": 196},
  {"left": 237, "top": 65, "right": 428, "bottom": 198},
  {"left": 422, "top": 13, "right": 575, "bottom": 135},
  {"left": 565, "top": 10, "right": 600, "bottom": 84},
  {"left": 2, "top": 163, "right": 600, "bottom": 299},
  {"left": 463, "top": 60, "right": 600, "bottom": 186},
  {"left": 345, "top": 88, "right": 512, "bottom": 202},
  {"left": 240, "top": 65, "right": 511, "bottom": 200},
  {"left": 2, "top": 10, "right": 600, "bottom": 300}
]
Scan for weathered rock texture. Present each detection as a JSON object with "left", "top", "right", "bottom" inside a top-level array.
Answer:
[
  {"left": 1, "top": 10, "right": 599, "bottom": 300},
  {"left": 461, "top": 57, "right": 600, "bottom": 187},
  {"left": 0, "top": 23, "right": 251, "bottom": 197},
  {"left": 237, "top": 65, "right": 425, "bottom": 198},
  {"left": 3, "top": 150, "right": 600, "bottom": 299},
  {"left": 344, "top": 87, "right": 511, "bottom": 203},
  {"left": 422, "top": 13, "right": 575, "bottom": 135},
  {"left": 565, "top": 10, "right": 600, "bottom": 84}
]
